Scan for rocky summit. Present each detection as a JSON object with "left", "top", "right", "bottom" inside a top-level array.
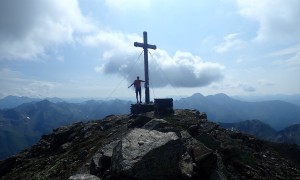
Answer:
[{"left": 0, "top": 109, "right": 300, "bottom": 180}]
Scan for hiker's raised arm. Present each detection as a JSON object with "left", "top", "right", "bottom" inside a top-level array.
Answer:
[{"left": 128, "top": 83, "right": 134, "bottom": 88}]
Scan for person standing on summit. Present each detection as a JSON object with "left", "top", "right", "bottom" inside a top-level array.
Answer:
[{"left": 128, "top": 76, "right": 145, "bottom": 103}]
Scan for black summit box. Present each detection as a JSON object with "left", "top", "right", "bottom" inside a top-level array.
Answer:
[{"left": 154, "top": 98, "right": 174, "bottom": 115}]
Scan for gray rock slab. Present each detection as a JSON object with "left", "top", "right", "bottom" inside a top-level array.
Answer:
[
  {"left": 111, "top": 128, "right": 185, "bottom": 180},
  {"left": 68, "top": 174, "right": 100, "bottom": 180}
]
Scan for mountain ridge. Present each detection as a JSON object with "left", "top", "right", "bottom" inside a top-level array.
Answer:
[
  {"left": 1, "top": 93, "right": 300, "bottom": 160},
  {"left": 174, "top": 93, "right": 300, "bottom": 130},
  {"left": 0, "top": 96, "right": 65, "bottom": 109},
  {"left": 0, "top": 109, "right": 299, "bottom": 179},
  {"left": 2, "top": 93, "right": 300, "bottom": 109},
  {"left": 220, "top": 119, "right": 277, "bottom": 139},
  {"left": 0, "top": 99, "right": 131, "bottom": 160},
  {"left": 234, "top": 94, "right": 300, "bottom": 106},
  {"left": 219, "top": 119, "right": 300, "bottom": 145}
]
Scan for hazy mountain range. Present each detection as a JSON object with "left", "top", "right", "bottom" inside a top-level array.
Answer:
[
  {"left": 219, "top": 120, "right": 300, "bottom": 146},
  {"left": 234, "top": 94, "right": 300, "bottom": 106},
  {"left": 174, "top": 93, "right": 300, "bottom": 130},
  {"left": 0, "top": 99, "right": 131, "bottom": 160},
  {"left": 1, "top": 93, "right": 300, "bottom": 109},
  {"left": 0, "top": 93, "right": 299, "bottom": 160}
]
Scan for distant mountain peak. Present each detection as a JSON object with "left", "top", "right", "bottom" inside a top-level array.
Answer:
[
  {"left": 207, "top": 93, "right": 231, "bottom": 100},
  {"left": 214, "top": 93, "right": 230, "bottom": 98},
  {"left": 0, "top": 96, "right": 40, "bottom": 109},
  {"left": 36, "top": 99, "right": 52, "bottom": 106},
  {"left": 191, "top": 93, "right": 204, "bottom": 98},
  {"left": 174, "top": 93, "right": 300, "bottom": 130}
]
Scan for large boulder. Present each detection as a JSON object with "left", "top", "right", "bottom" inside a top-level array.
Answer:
[
  {"left": 181, "top": 131, "right": 218, "bottom": 178},
  {"left": 181, "top": 131, "right": 213, "bottom": 163},
  {"left": 111, "top": 128, "right": 186, "bottom": 180},
  {"left": 90, "top": 140, "right": 119, "bottom": 177}
]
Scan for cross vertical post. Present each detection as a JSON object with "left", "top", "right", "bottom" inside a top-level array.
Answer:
[{"left": 134, "top": 31, "right": 156, "bottom": 104}]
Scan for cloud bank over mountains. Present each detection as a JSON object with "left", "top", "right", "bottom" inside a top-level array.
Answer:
[
  {"left": 0, "top": 0, "right": 224, "bottom": 88},
  {"left": 101, "top": 48, "right": 224, "bottom": 88},
  {"left": 84, "top": 31, "right": 225, "bottom": 88}
]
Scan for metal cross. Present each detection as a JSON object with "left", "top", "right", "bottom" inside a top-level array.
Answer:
[{"left": 134, "top": 31, "right": 157, "bottom": 104}]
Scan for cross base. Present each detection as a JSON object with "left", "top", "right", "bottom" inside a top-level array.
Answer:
[
  {"left": 130, "top": 103, "right": 155, "bottom": 114},
  {"left": 130, "top": 98, "right": 174, "bottom": 115}
]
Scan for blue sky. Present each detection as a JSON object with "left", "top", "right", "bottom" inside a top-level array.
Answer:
[{"left": 0, "top": 0, "right": 299, "bottom": 100}]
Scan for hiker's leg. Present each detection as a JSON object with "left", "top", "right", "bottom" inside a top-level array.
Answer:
[
  {"left": 139, "top": 91, "right": 142, "bottom": 103},
  {"left": 135, "top": 89, "right": 138, "bottom": 103},
  {"left": 139, "top": 89, "right": 142, "bottom": 103}
]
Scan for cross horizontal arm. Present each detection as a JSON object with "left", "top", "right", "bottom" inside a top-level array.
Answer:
[{"left": 134, "top": 42, "right": 157, "bottom": 50}]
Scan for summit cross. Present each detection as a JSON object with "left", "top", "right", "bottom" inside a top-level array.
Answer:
[{"left": 134, "top": 31, "right": 157, "bottom": 104}]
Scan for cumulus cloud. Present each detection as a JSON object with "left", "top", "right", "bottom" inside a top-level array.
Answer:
[
  {"left": 82, "top": 31, "right": 225, "bottom": 88},
  {"left": 150, "top": 50, "right": 225, "bottom": 87},
  {"left": 236, "top": 0, "right": 300, "bottom": 43},
  {"left": 0, "top": 0, "right": 96, "bottom": 60}
]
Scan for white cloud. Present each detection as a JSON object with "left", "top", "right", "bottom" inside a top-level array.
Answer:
[
  {"left": 0, "top": 0, "right": 96, "bottom": 60},
  {"left": 269, "top": 44, "right": 300, "bottom": 57},
  {"left": 240, "top": 84, "right": 256, "bottom": 92},
  {"left": 151, "top": 50, "right": 225, "bottom": 87},
  {"left": 258, "top": 79, "right": 274, "bottom": 86},
  {"left": 80, "top": 30, "right": 141, "bottom": 52},
  {"left": 19, "top": 81, "right": 57, "bottom": 98},
  {"left": 0, "top": 68, "right": 59, "bottom": 97},
  {"left": 108, "top": 45, "right": 221, "bottom": 87},
  {"left": 81, "top": 30, "right": 225, "bottom": 88},
  {"left": 236, "top": 0, "right": 300, "bottom": 43},
  {"left": 214, "top": 33, "right": 245, "bottom": 53},
  {"left": 270, "top": 44, "right": 300, "bottom": 69},
  {"left": 284, "top": 51, "right": 300, "bottom": 68},
  {"left": 0, "top": 0, "right": 228, "bottom": 94},
  {"left": 211, "top": 81, "right": 256, "bottom": 93}
]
